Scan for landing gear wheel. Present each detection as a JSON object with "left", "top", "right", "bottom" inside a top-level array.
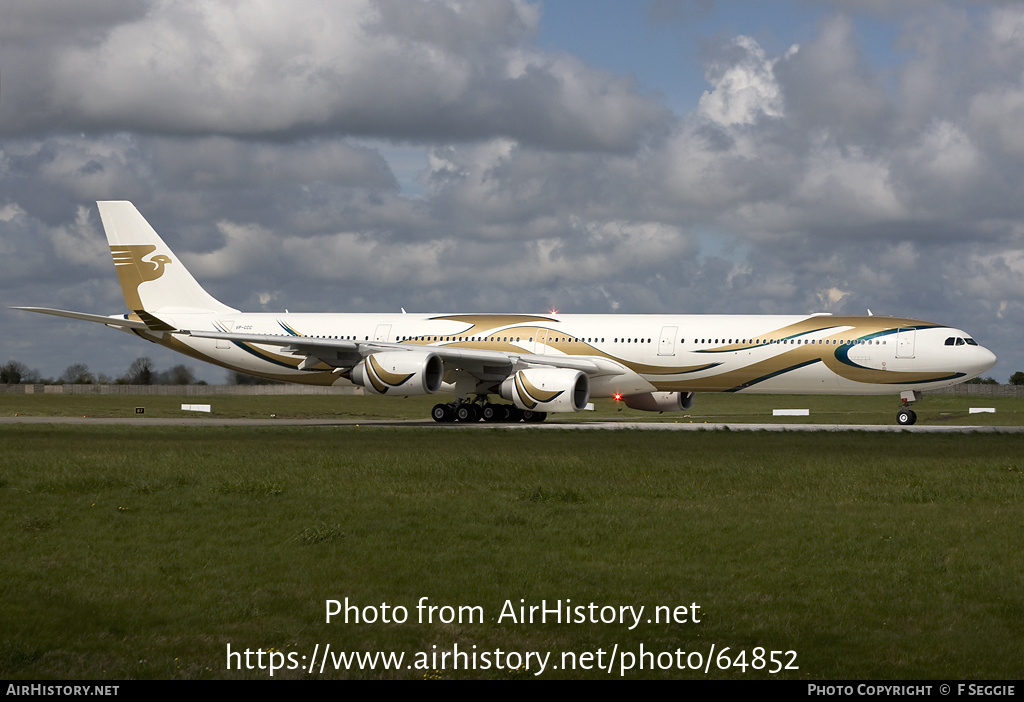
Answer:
[
  {"left": 522, "top": 410, "right": 547, "bottom": 423},
  {"left": 431, "top": 404, "right": 455, "bottom": 423},
  {"left": 896, "top": 409, "right": 917, "bottom": 426},
  {"left": 482, "top": 404, "right": 504, "bottom": 423},
  {"left": 455, "top": 404, "right": 481, "bottom": 423}
]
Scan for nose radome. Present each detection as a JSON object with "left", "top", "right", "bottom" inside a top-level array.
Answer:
[{"left": 979, "top": 347, "right": 997, "bottom": 373}]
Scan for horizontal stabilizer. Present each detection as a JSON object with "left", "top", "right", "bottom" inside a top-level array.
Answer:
[{"left": 13, "top": 307, "right": 151, "bottom": 330}]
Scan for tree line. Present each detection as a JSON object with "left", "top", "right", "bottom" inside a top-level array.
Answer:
[
  {"left": 0, "top": 357, "right": 202, "bottom": 385},
  {"left": 969, "top": 373, "right": 1024, "bottom": 386},
  {"left": 0, "top": 358, "right": 282, "bottom": 386}
]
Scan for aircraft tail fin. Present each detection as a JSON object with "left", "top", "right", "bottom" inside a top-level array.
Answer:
[{"left": 97, "top": 201, "right": 237, "bottom": 315}]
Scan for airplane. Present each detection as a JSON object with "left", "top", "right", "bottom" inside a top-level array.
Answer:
[{"left": 16, "top": 201, "right": 997, "bottom": 426}]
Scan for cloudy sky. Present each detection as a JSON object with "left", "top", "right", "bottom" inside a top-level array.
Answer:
[{"left": 2, "top": 0, "right": 1023, "bottom": 383}]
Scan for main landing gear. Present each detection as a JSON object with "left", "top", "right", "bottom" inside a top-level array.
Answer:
[
  {"left": 431, "top": 399, "right": 547, "bottom": 424},
  {"left": 896, "top": 390, "right": 922, "bottom": 426}
]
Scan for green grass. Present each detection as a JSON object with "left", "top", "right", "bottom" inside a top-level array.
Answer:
[
  {"left": 3, "top": 391, "right": 1024, "bottom": 425},
  {"left": 2, "top": 425, "right": 1022, "bottom": 679}
]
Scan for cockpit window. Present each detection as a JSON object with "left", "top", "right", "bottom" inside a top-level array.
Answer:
[
  {"left": 956, "top": 338, "right": 965, "bottom": 346},
  {"left": 945, "top": 337, "right": 955, "bottom": 346},
  {"left": 965, "top": 338, "right": 978, "bottom": 346}
]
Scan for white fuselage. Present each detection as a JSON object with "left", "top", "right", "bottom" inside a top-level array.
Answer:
[{"left": 139, "top": 310, "right": 997, "bottom": 398}]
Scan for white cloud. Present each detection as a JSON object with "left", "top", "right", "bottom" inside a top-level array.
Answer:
[
  {"left": 906, "top": 121, "right": 982, "bottom": 186},
  {"left": 816, "top": 286, "right": 850, "bottom": 309},
  {"left": 28, "top": 0, "right": 668, "bottom": 150},
  {"left": 698, "top": 36, "right": 793, "bottom": 126},
  {"left": 795, "top": 144, "right": 905, "bottom": 223},
  {"left": 774, "top": 14, "right": 891, "bottom": 142}
]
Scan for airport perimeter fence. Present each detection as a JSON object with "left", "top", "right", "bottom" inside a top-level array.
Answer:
[
  {"left": 930, "top": 384, "right": 1024, "bottom": 398},
  {"left": 0, "top": 384, "right": 365, "bottom": 396}
]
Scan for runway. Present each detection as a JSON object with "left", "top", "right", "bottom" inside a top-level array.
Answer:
[{"left": 3, "top": 415, "right": 1022, "bottom": 432}]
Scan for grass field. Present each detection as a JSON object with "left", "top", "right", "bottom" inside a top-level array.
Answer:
[
  {"left": 2, "top": 418, "right": 1023, "bottom": 679},
  {"left": 3, "top": 390, "right": 1024, "bottom": 425}
]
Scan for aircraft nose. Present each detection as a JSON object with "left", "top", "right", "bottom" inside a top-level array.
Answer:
[{"left": 976, "top": 346, "right": 997, "bottom": 375}]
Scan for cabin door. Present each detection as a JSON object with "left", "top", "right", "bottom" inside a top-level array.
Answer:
[
  {"left": 896, "top": 328, "right": 916, "bottom": 359},
  {"left": 374, "top": 324, "right": 392, "bottom": 343},
  {"left": 658, "top": 326, "right": 678, "bottom": 356},
  {"left": 534, "top": 328, "right": 550, "bottom": 355}
]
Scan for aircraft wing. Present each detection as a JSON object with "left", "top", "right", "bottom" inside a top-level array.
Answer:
[
  {"left": 13, "top": 307, "right": 152, "bottom": 331},
  {"left": 184, "top": 329, "right": 621, "bottom": 378}
]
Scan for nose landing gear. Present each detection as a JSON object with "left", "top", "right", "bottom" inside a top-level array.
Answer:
[
  {"left": 896, "top": 407, "right": 917, "bottom": 425},
  {"left": 896, "top": 390, "right": 921, "bottom": 426}
]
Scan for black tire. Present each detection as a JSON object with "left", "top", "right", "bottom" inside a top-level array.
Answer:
[
  {"left": 432, "top": 404, "right": 454, "bottom": 423},
  {"left": 522, "top": 410, "right": 547, "bottom": 423},
  {"left": 896, "top": 409, "right": 917, "bottom": 426},
  {"left": 455, "top": 404, "right": 480, "bottom": 422}
]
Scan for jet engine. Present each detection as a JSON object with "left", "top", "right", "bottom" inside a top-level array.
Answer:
[
  {"left": 351, "top": 352, "right": 444, "bottom": 395},
  {"left": 621, "top": 391, "right": 694, "bottom": 412},
  {"left": 499, "top": 368, "right": 590, "bottom": 412}
]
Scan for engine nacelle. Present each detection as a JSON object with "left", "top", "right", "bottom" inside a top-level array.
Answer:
[
  {"left": 351, "top": 352, "right": 444, "bottom": 396},
  {"left": 499, "top": 368, "right": 590, "bottom": 412},
  {"left": 621, "top": 392, "right": 694, "bottom": 412}
]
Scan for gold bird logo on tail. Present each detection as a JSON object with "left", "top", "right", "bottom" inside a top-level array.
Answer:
[{"left": 110, "top": 245, "right": 173, "bottom": 310}]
